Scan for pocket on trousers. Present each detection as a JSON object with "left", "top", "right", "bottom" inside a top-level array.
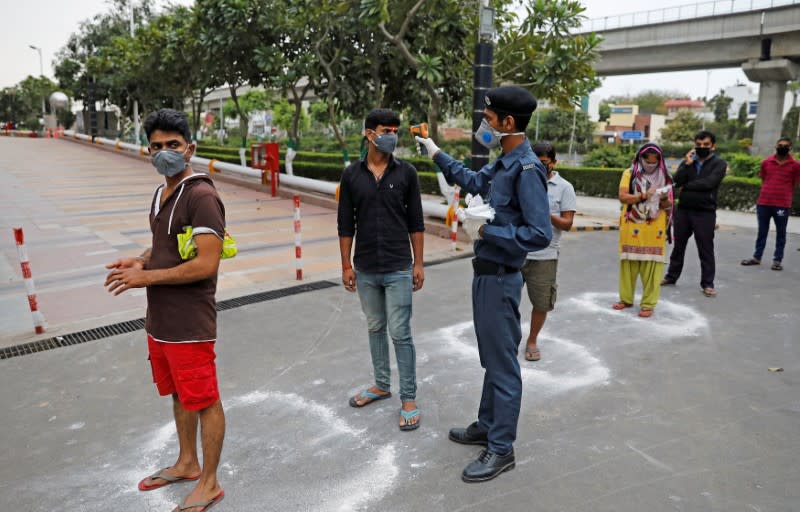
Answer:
[
  {"left": 175, "top": 364, "right": 218, "bottom": 406},
  {"left": 549, "top": 284, "right": 558, "bottom": 309}
]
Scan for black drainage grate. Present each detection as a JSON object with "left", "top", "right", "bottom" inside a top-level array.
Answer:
[{"left": 0, "top": 280, "right": 338, "bottom": 361}]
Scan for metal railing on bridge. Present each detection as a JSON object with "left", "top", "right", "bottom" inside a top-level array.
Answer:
[{"left": 581, "top": 0, "right": 799, "bottom": 32}]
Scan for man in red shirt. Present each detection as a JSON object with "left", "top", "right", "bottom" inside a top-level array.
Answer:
[{"left": 741, "top": 137, "right": 800, "bottom": 271}]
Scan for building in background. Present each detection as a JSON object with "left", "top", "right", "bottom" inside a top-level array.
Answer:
[{"left": 664, "top": 99, "right": 706, "bottom": 120}]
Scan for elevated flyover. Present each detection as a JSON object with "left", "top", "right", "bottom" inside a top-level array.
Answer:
[{"left": 583, "top": 1, "right": 800, "bottom": 154}]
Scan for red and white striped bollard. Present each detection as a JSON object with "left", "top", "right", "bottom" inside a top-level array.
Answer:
[
  {"left": 450, "top": 185, "right": 460, "bottom": 251},
  {"left": 13, "top": 228, "right": 46, "bottom": 334},
  {"left": 293, "top": 195, "right": 303, "bottom": 280}
]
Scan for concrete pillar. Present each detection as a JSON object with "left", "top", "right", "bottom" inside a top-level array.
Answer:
[{"left": 743, "top": 59, "right": 800, "bottom": 156}]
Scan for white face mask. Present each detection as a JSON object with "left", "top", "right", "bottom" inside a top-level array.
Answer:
[
  {"left": 474, "top": 119, "right": 524, "bottom": 149},
  {"left": 640, "top": 160, "right": 659, "bottom": 174}
]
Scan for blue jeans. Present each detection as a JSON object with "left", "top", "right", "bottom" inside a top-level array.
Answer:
[
  {"left": 355, "top": 267, "right": 416, "bottom": 402},
  {"left": 754, "top": 205, "right": 790, "bottom": 263}
]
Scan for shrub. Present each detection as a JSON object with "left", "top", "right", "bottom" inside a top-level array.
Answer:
[
  {"left": 717, "top": 176, "right": 760, "bottom": 211},
  {"left": 724, "top": 153, "right": 761, "bottom": 178},
  {"left": 583, "top": 146, "right": 635, "bottom": 168},
  {"left": 557, "top": 167, "right": 625, "bottom": 198}
]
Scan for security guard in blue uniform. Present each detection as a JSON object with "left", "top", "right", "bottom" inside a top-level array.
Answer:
[{"left": 416, "top": 86, "right": 551, "bottom": 482}]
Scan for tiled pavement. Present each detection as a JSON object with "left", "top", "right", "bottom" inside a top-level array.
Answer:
[{"left": 0, "top": 138, "right": 469, "bottom": 345}]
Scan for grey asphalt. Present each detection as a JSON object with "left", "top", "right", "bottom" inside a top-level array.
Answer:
[{"left": 1, "top": 228, "right": 798, "bottom": 512}]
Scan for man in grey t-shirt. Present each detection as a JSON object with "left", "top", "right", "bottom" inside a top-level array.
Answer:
[{"left": 521, "top": 142, "right": 577, "bottom": 361}]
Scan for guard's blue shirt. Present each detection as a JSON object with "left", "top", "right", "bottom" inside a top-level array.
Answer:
[{"left": 434, "top": 140, "right": 552, "bottom": 269}]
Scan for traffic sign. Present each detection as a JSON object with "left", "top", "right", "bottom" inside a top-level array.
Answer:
[{"left": 621, "top": 130, "right": 644, "bottom": 140}]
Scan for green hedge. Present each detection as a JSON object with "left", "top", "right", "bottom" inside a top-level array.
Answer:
[
  {"left": 194, "top": 150, "right": 799, "bottom": 215},
  {"left": 558, "top": 167, "right": 624, "bottom": 198}
]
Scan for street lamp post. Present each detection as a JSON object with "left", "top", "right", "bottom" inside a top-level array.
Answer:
[
  {"left": 28, "top": 45, "right": 46, "bottom": 125},
  {"left": 130, "top": 1, "right": 140, "bottom": 144},
  {"left": 471, "top": 1, "right": 495, "bottom": 171}
]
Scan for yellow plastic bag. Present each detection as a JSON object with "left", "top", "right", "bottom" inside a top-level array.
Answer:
[{"left": 177, "top": 226, "right": 237, "bottom": 261}]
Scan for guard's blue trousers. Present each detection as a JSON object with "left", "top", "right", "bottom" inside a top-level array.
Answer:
[{"left": 472, "top": 270, "right": 523, "bottom": 454}]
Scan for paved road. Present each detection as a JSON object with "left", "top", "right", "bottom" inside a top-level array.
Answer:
[
  {"left": 0, "top": 138, "right": 467, "bottom": 344},
  {"left": 1, "top": 229, "right": 798, "bottom": 511}
]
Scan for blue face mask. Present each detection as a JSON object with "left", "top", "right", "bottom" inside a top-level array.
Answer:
[
  {"left": 151, "top": 148, "right": 189, "bottom": 177},
  {"left": 371, "top": 132, "right": 398, "bottom": 154},
  {"left": 475, "top": 118, "right": 523, "bottom": 149}
]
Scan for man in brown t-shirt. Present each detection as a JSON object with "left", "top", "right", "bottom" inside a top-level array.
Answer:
[{"left": 105, "top": 109, "right": 225, "bottom": 511}]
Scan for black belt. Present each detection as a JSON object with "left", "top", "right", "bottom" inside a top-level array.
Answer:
[{"left": 472, "top": 257, "right": 519, "bottom": 276}]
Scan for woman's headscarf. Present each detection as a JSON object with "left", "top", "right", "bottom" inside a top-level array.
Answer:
[{"left": 626, "top": 142, "right": 673, "bottom": 224}]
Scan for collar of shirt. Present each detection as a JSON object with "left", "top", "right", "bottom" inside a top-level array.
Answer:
[
  {"left": 360, "top": 154, "right": 397, "bottom": 176},
  {"left": 497, "top": 137, "right": 531, "bottom": 169},
  {"left": 547, "top": 170, "right": 561, "bottom": 185},
  {"left": 693, "top": 153, "right": 715, "bottom": 173},
  {"left": 766, "top": 154, "right": 796, "bottom": 165}
]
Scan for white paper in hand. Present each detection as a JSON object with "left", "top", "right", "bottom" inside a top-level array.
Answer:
[{"left": 456, "top": 194, "right": 495, "bottom": 241}]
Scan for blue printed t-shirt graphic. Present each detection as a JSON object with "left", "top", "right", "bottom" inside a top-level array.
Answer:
[{"left": 434, "top": 138, "right": 552, "bottom": 269}]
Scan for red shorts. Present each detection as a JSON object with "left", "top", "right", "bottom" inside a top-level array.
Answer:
[{"left": 147, "top": 334, "right": 219, "bottom": 411}]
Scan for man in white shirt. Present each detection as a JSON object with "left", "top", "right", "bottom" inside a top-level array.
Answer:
[{"left": 521, "top": 142, "right": 577, "bottom": 361}]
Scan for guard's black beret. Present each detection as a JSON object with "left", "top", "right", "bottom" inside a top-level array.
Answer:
[{"left": 484, "top": 86, "right": 538, "bottom": 117}]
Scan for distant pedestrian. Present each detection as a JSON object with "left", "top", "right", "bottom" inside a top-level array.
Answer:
[
  {"left": 614, "top": 143, "right": 674, "bottom": 317},
  {"left": 662, "top": 130, "right": 727, "bottom": 297},
  {"left": 337, "top": 108, "right": 426, "bottom": 431},
  {"left": 740, "top": 137, "right": 800, "bottom": 271},
  {"left": 104, "top": 109, "right": 226, "bottom": 511},
  {"left": 522, "top": 142, "right": 576, "bottom": 361}
]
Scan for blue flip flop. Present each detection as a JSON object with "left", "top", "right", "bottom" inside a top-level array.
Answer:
[
  {"left": 349, "top": 389, "right": 392, "bottom": 408},
  {"left": 399, "top": 408, "right": 420, "bottom": 431}
]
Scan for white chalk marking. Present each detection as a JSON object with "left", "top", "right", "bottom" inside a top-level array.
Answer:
[
  {"left": 436, "top": 321, "right": 610, "bottom": 396},
  {"left": 67, "top": 422, "right": 85, "bottom": 430},
  {"left": 625, "top": 441, "right": 674, "bottom": 473},
  {"left": 85, "top": 248, "right": 118, "bottom": 256},
  {"left": 567, "top": 292, "right": 709, "bottom": 339}
]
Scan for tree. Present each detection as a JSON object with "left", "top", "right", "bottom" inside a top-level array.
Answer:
[
  {"left": 222, "top": 89, "right": 270, "bottom": 127},
  {"left": 606, "top": 90, "right": 687, "bottom": 115},
  {"left": 0, "top": 76, "right": 59, "bottom": 128},
  {"left": 660, "top": 111, "right": 702, "bottom": 143},
  {"left": 360, "top": 0, "right": 475, "bottom": 141},
  {"left": 272, "top": 99, "right": 309, "bottom": 135},
  {"left": 708, "top": 89, "right": 733, "bottom": 123},
  {"left": 495, "top": 0, "right": 602, "bottom": 108},
  {"left": 598, "top": 102, "right": 610, "bottom": 122},
  {"left": 526, "top": 109, "right": 594, "bottom": 150},
  {"left": 54, "top": 0, "right": 154, "bottom": 108},
  {"left": 782, "top": 106, "right": 800, "bottom": 144},
  {"left": 196, "top": 0, "right": 276, "bottom": 145}
]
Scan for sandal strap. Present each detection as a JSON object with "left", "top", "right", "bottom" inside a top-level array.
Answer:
[
  {"left": 400, "top": 409, "right": 420, "bottom": 420},
  {"left": 149, "top": 468, "right": 181, "bottom": 482},
  {"left": 179, "top": 499, "right": 215, "bottom": 510}
]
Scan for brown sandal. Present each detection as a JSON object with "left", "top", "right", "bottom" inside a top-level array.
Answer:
[
  {"left": 638, "top": 308, "right": 654, "bottom": 318},
  {"left": 741, "top": 258, "right": 760, "bottom": 266},
  {"left": 612, "top": 302, "right": 633, "bottom": 310}
]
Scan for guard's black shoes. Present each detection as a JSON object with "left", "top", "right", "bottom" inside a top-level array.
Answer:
[
  {"left": 461, "top": 448, "right": 515, "bottom": 483},
  {"left": 448, "top": 422, "right": 489, "bottom": 445}
]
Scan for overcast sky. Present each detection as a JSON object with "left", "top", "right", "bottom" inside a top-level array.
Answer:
[{"left": 0, "top": 0, "right": 754, "bottom": 99}]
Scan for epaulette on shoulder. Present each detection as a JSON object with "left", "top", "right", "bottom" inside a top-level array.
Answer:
[{"left": 521, "top": 158, "right": 538, "bottom": 171}]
